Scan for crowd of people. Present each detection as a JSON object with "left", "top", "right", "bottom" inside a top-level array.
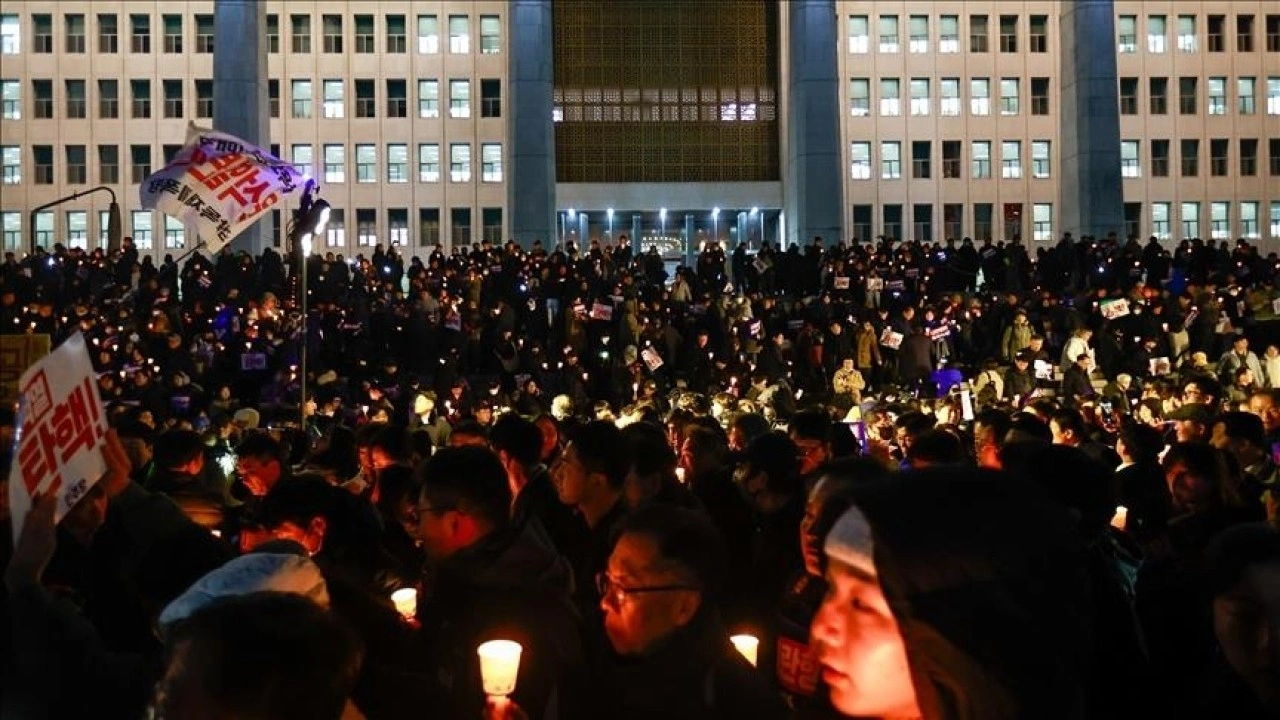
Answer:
[{"left": 1, "top": 230, "right": 1279, "bottom": 719}]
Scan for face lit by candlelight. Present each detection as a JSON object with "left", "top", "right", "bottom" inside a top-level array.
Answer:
[
  {"left": 810, "top": 559, "right": 920, "bottom": 718},
  {"left": 600, "top": 533, "right": 701, "bottom": 657}
]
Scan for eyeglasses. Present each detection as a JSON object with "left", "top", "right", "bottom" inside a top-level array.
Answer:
[
  {"left": 595, "top": 572, "right": 698, "bottom": 607},
  {"left": 409, "top": 504, "right": 455, "bottom": 524}
]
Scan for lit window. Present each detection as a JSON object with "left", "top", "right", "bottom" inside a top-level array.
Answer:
[
  {"left": 448, "top": 15, "right": 469, "bottom": 54},
  {"left": 1121, "top": 140, "right": 1141, "bottom": 178},
  {"left": 940, "top": 78, "right": 960, "bottom": 116},
  {"left": 970, "top": 78, "right": 990, "bottom": 116},
  {"left": 323, "top": 79, "right": 344, "bottom": 118},
  {"left": 850, "top": 142, "right": 871, "bottom": 179},
  {"left": 323, "top": 143, "right": 345, "bottom": 183},
  {"left": 1001, "top": 141, "right": 1021, "bottom": 179},
  {"left": 881, "top": 141, "right": 901, "bottom": 179},
  {"left": 910, "top": 78, "right": 930, "bottom": 116},
  {"left": 449, "top": 143, "right": 471, "bottom": 182},
  {"left": 481, "top": 143, "right": 502, "bottom": 182},
  {"left": 418, "top": 15, "right": 438, "bottom": 54},
  {"left": 1148, "top": 15, "right": 1167, "bottom": 53},
  {"left": 1032, "top": 204, "right": 1053, "bottom": 241},
  {"left": 879, "top": 78, "right": 900, "bottom": 116},
  {"left": 848, "top": 15, "right": 869, "bottom": 54},
  {"left": 879, "top": 15, "right": 899, "bottom": 53}
]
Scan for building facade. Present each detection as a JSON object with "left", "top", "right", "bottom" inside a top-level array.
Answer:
[
  {"left": 836, "top": 0, "right": 1279, "bottom": 246},
  {"left": 0, "top": 1, "right": 1277, "bottom": 260}
]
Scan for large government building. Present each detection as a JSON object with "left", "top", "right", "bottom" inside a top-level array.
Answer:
[{"left": 0, "top": 1, "right": 1277, "bottom": 260}]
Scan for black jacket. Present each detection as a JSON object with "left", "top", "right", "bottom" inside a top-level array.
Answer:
[
  {"left": 416, "top": 523, "right": 587, "bottom": 720},
  {"left": 590, "top": 607, "right": 788, "bottom": 720},
  {"left": 512, "top": 465, "right": 587, "bottom": 561},
  {"left": 1061, "top": 364, "right": 1095, "bottom": 400}
]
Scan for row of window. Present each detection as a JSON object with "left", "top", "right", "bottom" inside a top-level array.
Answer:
[
  {"left": 849, "top": 77, "right": 1051, "bottom": 118},
  {"left": 0, "top": 13, "right": 501, "bottom": 56},
  {"left": 0, "top": 207, "right": 503, "bottom": 252},
  {"left": 1117, "top": 14, "right": 1280, "bottom": 54},
  {"left": 1118, "top": 76, "right": 1280, "bottom": 116},
  {"left": 1119, "top": 138, "right": 1280, "bottom": 179},
  {"left": 846, "top": 14, "right": 1050, "bottom": 55},
  {"left": 0, "top": 141, "right": 506, "bottom": 187},
  {"left": 0, "top": 77, "right": 502, "bottom": 122},
  {"left": 848, "top": 201, "right": 1280, "bottom": 244},
  {"left": 850, "top": 140, "right": 1052, "bottom": 181}
]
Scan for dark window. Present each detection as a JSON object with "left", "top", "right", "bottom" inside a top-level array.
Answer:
[
  {"left": 1119, "top": 77, "right": 1138, "bottom": 115},
  {"left": 98, "top": 79, "right": 118, "bottom": 118},
  {"left": 163, "top": 78, "right": 183, "bottom": 118},
  {"left": 387, "top": 15, "right": 406, "bottom": 53},
  {"left": 1150, "top": 77, "right": 1168, "bottom": 114},
  {"left": 197, "top": 80, "right": 214, "bottom": 118},
  {"left": 1208, "top": 15, "right": 1225, "bottom": 52},
  {"left": 999, "top": 15, "right": 1017, "bottom": 52},
  {"left": 355, "top": 15, "right": 374, "bottom": 53},
  {"left": 1240, "top": 138, "right": 1258, "bottom": 176},
  {"left": 356, "top": 79, "right": 375, "bottom": 118},
  {"left": 98, "top": 145, "right": 118, "bottom": 184},
  {"left": 65, "top": 14, "right": 86, "bottom": 53},
  {"left": 419, "top": 208, "right": 440, "bottom": 246},
  {"left": 66, "top": 145, "right": 86, "bottom": 184},
  {"left": 974, "top": 203, "right": 993, "bottom": 241},
  {"left": 1178, "top": 77, "right": 1197, "bottom": 114},
  {"left": 1210, "top": 138, "right": 1228, "bottom": 176},
  {"left": 267, "top": 14, "right": 279, "bottom": 53},
  {"left": 482, "top": 207, "right": 503, "bottom": 243},
  {"left": 1030, "top": 77, "right": 1049, "bottom": 115},
  {"left": 911, "top": 141, "right": 931, "bottom": 178},
  {"left": 1151, "top": 140, "right": 1170, "bottom": 177},
  {"left": 450, "top": 207, "right": 471, "bottom": 246},
  {"left": 266, "top": 79, "right": 277, "bottom": 118},
  {"left": 851, "top": 205, "right": 873, "bottom": 242},
  {"left": 1029, "top": 15, "right": 1047, "bottom": 52},
  {"left": 33, "top": 145, "right": 53, "bottom": 184},
  {"left": 98, "top": 14, "right": 117, "bottom": 53},
  {"left": 1238, "top": 14, "right": 1254, "bottom": 51},
  {"left": 942, "top": 140, "right": 962, "bottom": 178},
  {"left": 292, "top": 15, "right": 311, "bottom": 53},
  {"left": 32, "top": 79, "right": 52, "bottom": 119},
  {"left": 131, "top": 144, "right": 151, "bottom": 183},
  {"left": 1267, "top": 15, "right": 1279, "bottom": 52},
  {"left": 912, "top": 204, "right": 933, "bottom": 242},
  {"left": 1181, "top": 139, "right": 1199, "bottom": 177},
  {"left": 323, "top": 15, "right": 343, "bottom": 53},
  {"left": 33, "top": 14, "right": 53, "bottom": 54},
  {"left": 65, "top": 79, "right": 86, "bottom": 118},
  {"left": 970, "top": 15, "right": 988, "bottom": 52},
  {"left": 131, "top": 79, "right": 150, "bottom": 118},
  {"left": 882, "top": 204, "right": 902, "bottom": 241},
  {"left": 386, "top": 79, "right": 406, "bottom": 117},
  {"left": 133, "top": 14, "right": 152, "bottom": 53},
  {"left": 944, "top": 204, "right": 963, "bottom": 240},
  {"left": 481, "top": 79, "right": 501, "bottom": 118},
  {"left": 162, "top": 15, "right": 180, "bottom": 53},
  {"left": 195, "top": 14, "right": 213, "bottom": 53}
]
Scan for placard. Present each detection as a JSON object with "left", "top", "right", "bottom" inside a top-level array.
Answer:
[
  {"left": 833, "top": 276, "right": 851, "bottom": 290},
  {"left": 1034, "top": 359, "right": 1055, "bottom": 380},
  {"left": 641, "top": 348, "right": 664, "bottom": 371},
  {"left": 590, "top": 302, "right": 613, "bottom": 321},
  {"left": 9, "top": 332, "right": 109, "bottom": 541},
  {"left": 866, "top": 278, "right": 884, "bottom": 292},
  {"left": 240, "top": 352, "right": 268, "bottom": 371},
  {"left": 879, "top": 329, "right": 904, "bottom": 350},
  {"left": 1099, "top": 298, "right": 1130, "bottom": 320},
  {"left": 1148, "top": 357, "right": 1171, "bottom": 376}
]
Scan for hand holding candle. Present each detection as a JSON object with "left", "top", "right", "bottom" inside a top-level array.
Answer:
[
  {"left": 730, "top": 634, "right": 759, "bottom": 667},
  {"left": 478, "top": 639, "right": 523, "bottom": 697},
  {"left": 1110, "top": 505, "right": 1128, "bottom": 531},
  {"left": 391, "top": 587, "right": 418, "bottom": 621}
]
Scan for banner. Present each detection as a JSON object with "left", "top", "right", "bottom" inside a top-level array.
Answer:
[
  {"left": 9, "top": 332, "right": 108, "bottom": 541},
  {"left": 140, "top": 125, "right": 304, "bottom": 254}
]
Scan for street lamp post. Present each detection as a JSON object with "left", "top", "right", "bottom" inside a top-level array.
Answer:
[
  {"left": 290, "top": 182, "right": 330, "bottom": 430},
  {"left": 29, "top": 186, "right": 122, "bottom": 255}
]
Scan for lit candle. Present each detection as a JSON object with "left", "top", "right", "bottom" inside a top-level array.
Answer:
[
  {"left": 391, "top": 588, "right": 418, "bottom": 621},
  {"left": 675, "top": 467, "right": 687, "bottom": 484},
  {"left": 477, "top": 639, "right": 523, "bottom": 697},
  {"left": 730, "top": 634, "right": 759, "bottom": 667},
  {"left": 1110, "top": 506, "right": 1128, "bottom": 531}
]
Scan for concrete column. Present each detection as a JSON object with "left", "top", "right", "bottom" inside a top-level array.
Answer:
[
  {"left": 507, "top": 0, "right": 556, "bottom": 248},
  {"left": 631, "top": 214, "right": 643, "bottom": 249},
  {"left": 784, "top": 0, "right": 843, "bottom": 248},
  {"left": 213, "top": 0, "right": 271, "bottom": 255},
  {"left": 1059, "top": 0, "right": 1124, "bottom": 240}
]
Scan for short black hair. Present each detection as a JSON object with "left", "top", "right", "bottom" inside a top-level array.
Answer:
[
  {"left": 973, "top": 409, "right": 1013, "bottom": 448},
  {"left": 565, "top": 420, "right": 630, "bottom": 490},
  {"left": 790, "top": 408, "right": 832, "bottom": 444},
  {"left": 1205, "top": 523, "right": 1280, "bottom": 596},
  {"left": 907, "top": 429, "right": 967, "bottom": 466},
  {"left": 236, "top": 432, "right": 283, "bottom": 463},
  {"left": 1117, "top": 423, "right": 1164, "bottom": 464},
  {"left": 418, "top": 446, "right": 511, "bottom": 530},
  {"left": 488, "top": 413, "right": 543, "bottom": 466},
  {"left": 450, "top": 418, "right": 490, "bottom": 444},
  {"left": 369, "top": 425, "right": 411, "bottom": 464},
  {"left": 1049, "top": 409, "right": 1087, "bottom": 439},
  {"left": 621, "top": 421, "right": 676, "bottom": 479},
  {"left": 1214, "top": 411, "right": 1267, "bottom": 450},
  {"left": 154, "top": 429, "right": 206, "bottom": 470},
  {"left": 163, "top": 592, "right": 362, "bottom": 720},
  {"left": 618, "top": 505, "right": 728, "bottom": 601}
]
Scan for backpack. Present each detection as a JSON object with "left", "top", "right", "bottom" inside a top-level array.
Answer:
[{"left": 975, "top": 371, "right": 1000, "bottom": 405}]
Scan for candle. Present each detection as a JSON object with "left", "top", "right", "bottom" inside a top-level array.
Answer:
[
  {"left": 675, "top": 467, "right": 686, "bottom": 484},
  {"left": 391, "top": 588, "right": 418, "bottom": 621},
  {"left": 1110, "top": 506, "right": 1128, "bottom": 531},
  {"left": 477, "top": 640, "right": 523, "bottom": 697},
  {"left": 730, "top": 634, "right": 759, "bottom": 667}
]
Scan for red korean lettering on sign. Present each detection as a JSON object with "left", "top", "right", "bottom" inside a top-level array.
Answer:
[
  {"left": 189, "top": 154, "right": 251, "bottom": 193},
  {"left": 775, "top": 636, "right": 820, "bottom": 696},
  {"left": 16, "top": 374, "right": 104, "bottom": 498}
]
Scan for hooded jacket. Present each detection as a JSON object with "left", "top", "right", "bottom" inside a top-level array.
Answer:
[
  {"left": 847, "top": 469, "right": 1090, "bottom": 720},
  {"left": 416, "top": 522, "right": 587, "bottom": 720}
]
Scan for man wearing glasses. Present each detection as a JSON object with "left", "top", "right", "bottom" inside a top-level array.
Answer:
[{"left": 592, "top": 505, "right": 787, "bottom": 719}]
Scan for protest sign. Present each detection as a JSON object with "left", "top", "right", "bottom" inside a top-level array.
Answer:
[
  {"left": 1149, "top": 357, "right": 1172, "bottom": 376},
  {"left": 927, "top": 326, "right": 952, "bottom": 341},
  {"left": 879, "top": 328, "right": 904, "bottom": 350},
  {"left": 590, "top": 302, "right": 613, "bottom": 321},
  {"left": 1034, "top": 359, "right": 1055, "bottom": 380},
  {"left": 866, "top": 278, "right": 884, "bottom": 292},
  {"left": 140, "top": 125, "right": 305, "bottom": 254},
  {"left": 833, "top": 276, "right": 851, "bottom": 290},
  {"left": 641, "top": 348, "right": 664, "bottom": 371},
  {"left": 1100, "top": 299, "right": 1130, "bottom": 320},
  {"left": 9, "top": 332, "right": 108, "bottom": 541}
]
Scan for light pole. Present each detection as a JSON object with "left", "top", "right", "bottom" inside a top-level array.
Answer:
[
  {"left": 29, "top": 186, "right": 122, "bottom": 255},
  {"left": 750, "top": 206, "right": 760, "bottom": 249},
  {"left": 607, "top": 207, "right": 614, "bottom": 243},
  {"left": 712, "top": 206, "right": 720, "bottom": 246},
  {"left": 291, "top": 183, "right": 330, "bottom": 430}
]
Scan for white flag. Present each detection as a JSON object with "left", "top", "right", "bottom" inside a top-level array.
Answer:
[{"left": 139, "top": 126, "right": 304, "bottom": 254}]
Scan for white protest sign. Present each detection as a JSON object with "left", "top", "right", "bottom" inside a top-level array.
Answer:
[
  {"left": 1100, "top": 298, "right": 1130, "bottom": 320},
  {"left": 833, "top": 276, "right": 851, "bottom": 290},
  {"left": 641, "top": 348, "right": 664, "bottom": 371},
  {"left": 1034, "top": 359, "right": 1055, "bottom": 380},
  {"left": 879, "top": 328, "right": 904, "bottom": 350},
  {"left": 9, "top": 332, "right": 108, "bottom": 541}
]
